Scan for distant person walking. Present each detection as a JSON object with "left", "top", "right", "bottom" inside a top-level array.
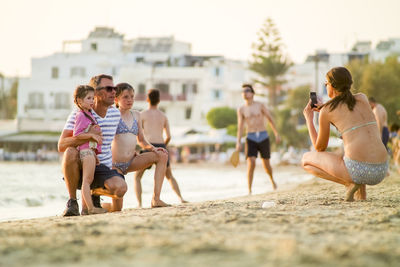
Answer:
[
  {"left": 369, "top": 97, "right": 389, "bottom": 148},
  {"left": 302, "top": 67, "right": 388, "bottom": 202},
  {"left": 134, "top": 89, "right": 187, "bottom": 207},
  {"left": 235, "top": 84, "right": 280, "bottom": 194},
  {"left": 111, "top": 83, "right": 170, "bottom": 208}
]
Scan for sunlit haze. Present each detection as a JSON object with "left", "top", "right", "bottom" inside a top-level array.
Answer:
[{"left": 1, "top": 0, "right": 399, "bottom": 76}]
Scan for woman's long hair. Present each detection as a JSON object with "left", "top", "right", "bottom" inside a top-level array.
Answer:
[{"left": 322, "top": 67, "right": 356, "bottom": 112}]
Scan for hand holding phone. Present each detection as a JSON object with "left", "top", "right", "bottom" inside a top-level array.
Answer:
[{"left": 310, "top": 92, "right": 317, "bottom": 108}]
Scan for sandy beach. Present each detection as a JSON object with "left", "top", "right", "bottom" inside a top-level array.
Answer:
[{"left": 1, "top": 167, "right": 400, "bottom": 267}]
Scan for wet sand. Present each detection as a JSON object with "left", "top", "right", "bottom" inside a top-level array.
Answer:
[{"left": 1, "top": 168, "right": 400, "bottom": 266}]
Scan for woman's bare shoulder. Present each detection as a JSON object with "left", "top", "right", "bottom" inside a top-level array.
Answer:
[
  {"left": 132, "top": 110, "right": 141, "bottom": 120},
  {"left": 354, "top": 93, "right": 368, "bottom": 101}
]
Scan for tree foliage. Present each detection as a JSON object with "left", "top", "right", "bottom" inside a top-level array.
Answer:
[
  {"left": 0, "top": 77, "right": 18, "bottom": 119},
  {"left": 273, "top": 85, "right": 310, "bottom": 148},
  {"left": 347, "top": 56, "right": 400, "bottom": 124},
  {"left": 206, "top": 107, "right": 237, "bottom": 129},
  {"left": 249, "top": 18, "right": 292, "bottom": 107}
]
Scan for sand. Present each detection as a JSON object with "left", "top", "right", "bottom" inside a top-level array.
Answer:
[{"left": 1, "top": 168, "right": 400, "bottom": 267}]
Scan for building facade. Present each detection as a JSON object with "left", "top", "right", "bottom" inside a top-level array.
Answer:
[{"left": 17, "top": 27, "right": 251, "bottom": 132}]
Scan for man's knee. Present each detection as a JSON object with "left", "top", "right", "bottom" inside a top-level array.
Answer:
[
  {"left": 247, "top": 157, "right": 256, "bottom": 167},
  {"left": 64, "top": 147, "right": 79, "bottom": 166},
  {"left": 115, "top": 184, "right": 127, "bottom": 198},
  {"left": 107, "top": 179, "right": 127, "bottom": 198}
]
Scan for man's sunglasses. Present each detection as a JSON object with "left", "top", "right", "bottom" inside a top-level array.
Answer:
[
  {"left": 96, "top": 86, "right": 116, "bottom": 92},
  {"left": 243, "top": 89, "right": 253, "bottom": 93}
]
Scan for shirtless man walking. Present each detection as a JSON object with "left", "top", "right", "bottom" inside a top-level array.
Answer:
[
  {"left": 369, "top": 97, "right": 389, "bottom": 149},
  {"left": 134, "top": 89, "right": 187, "bottom": 207},
  {"left": 236, "top": 84, "right": 280, "bottom": 194}
]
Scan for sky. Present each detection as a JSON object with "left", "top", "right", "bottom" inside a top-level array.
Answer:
[{"left": 0, "top": 0, "right": 399, "bottom": 77}]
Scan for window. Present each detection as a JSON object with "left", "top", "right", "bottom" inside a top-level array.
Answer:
[
  {"left": 70, "top": 67, "right": 86, "bottom": 78},
  {"left": 51, "top": 67, "right": 59, "bottom": 79},
  {"left": 136, "top": 57, "right": 144, "bottom": 63},
  {"left": 138, "top": 83, "right": 146, "bottom": 94},
  {"left": 27, "top": 92, "right": 44, "bottom": 109},
  {"left": 215, "top": 67, "right": 220, "bottom": 76},
  {"left": 91, "top": 43, "right": 97, "bottom": 51},
  {"left": 212, "top": 89, "right": 222, "bottom": 100},
  {"left": 192, "top": 83, "right": 198, "bottom": 94},
  {"left": 54, "top": 93, "right": 70, "bottom": 109},
  {"left": 155, "top": 83, "right": 169, "bottom": 94},
  {"left": 182, "top": 84, "right": 187, "bottom": 95},
  {"left": 185, "top": 107, "right": 192, "bottom": 120}
]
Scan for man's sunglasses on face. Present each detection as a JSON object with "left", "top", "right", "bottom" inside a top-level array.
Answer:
[
  {"left": 97, "top": 86, "right": 116, "bottom": 92},
  {"left": 243, "top": 89, "right": 253, "bottom": 93}
]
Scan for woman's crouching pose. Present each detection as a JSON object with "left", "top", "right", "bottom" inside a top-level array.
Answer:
[{"left": 302, "top": 67, "right": 388, "bottom": 201}]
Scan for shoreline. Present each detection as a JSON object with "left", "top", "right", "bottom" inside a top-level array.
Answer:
[
  {"left": 1, "top": 171, "right": 400, "bottom": 266},
  {"left": 0, "top": 163, "right": 310, "bottom": 223}
]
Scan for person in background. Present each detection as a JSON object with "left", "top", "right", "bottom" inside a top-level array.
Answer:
[
  {"left": 302, "top": 67, "right": 388, "bottom": 202},
  {"left": 369, "top": 97, "right": 389, "bottom": 149},
  {"left": 390, "top": 124, "right": 400, "bottom": 174},
  {"left": 134, "top": 89, "right": 187, "bottom": 207},
  {"left": 235, "top": 84, "right": 280, "bottom": 194}
]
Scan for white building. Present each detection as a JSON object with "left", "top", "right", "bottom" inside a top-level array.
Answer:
[{"left": 17, "top": 27, "right": 251, "bottom": 132}]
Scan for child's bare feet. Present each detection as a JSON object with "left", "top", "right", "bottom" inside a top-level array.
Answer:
[{"left": 346, "top": 183, "right": 361, "bottom": 202}]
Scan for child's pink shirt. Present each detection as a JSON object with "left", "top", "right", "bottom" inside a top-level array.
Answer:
[{"left": 73, "top": 110, "right": 101, "bottom": 154}]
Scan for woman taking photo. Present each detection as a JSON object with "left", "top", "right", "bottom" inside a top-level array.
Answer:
[{"left": 302, "top": 67, "right": 388, "bottom": 201}]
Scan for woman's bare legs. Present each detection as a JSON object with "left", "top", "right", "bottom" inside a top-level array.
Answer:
[
  {"left": 302, "top": 151, "right": 362, "bottom": 201},
  {"left": 128, "top": 151, "right": 169, "bottom": 207}
]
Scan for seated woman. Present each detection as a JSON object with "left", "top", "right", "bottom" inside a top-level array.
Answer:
[
  {"left": 108, "top": 83, "right": 169, "bottom": 208},
  {"left": 302, "top": 67, "right": 388, "bottom": 201}
]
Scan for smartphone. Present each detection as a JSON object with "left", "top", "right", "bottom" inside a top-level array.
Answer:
[{"left": 310, "top": 92, "right": 317, "bottom": 108}]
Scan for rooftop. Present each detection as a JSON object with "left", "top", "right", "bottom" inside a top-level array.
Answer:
[{"left": 88, "top": 27, "right": 124, "bottom": 39}]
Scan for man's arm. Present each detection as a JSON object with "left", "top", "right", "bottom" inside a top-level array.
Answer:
[
  {"left": 58, "top": 129, "right": 102, "bottom": 153},
  {"left": 261, "top": 104, "right": 280, "bottom": 142},
  {"left": 164, "top": 117, "right": 171, "bottom": 146}
]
